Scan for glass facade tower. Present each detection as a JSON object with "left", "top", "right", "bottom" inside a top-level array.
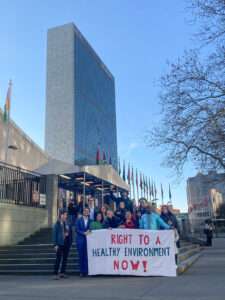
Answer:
[{"left": 45, "top": 23, "right": 118, "bottom": 169}]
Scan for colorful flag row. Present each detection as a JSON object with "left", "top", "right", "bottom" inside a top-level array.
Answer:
[
  {"left": 117, "top": 158, "right": 172, "bottom": 203},
  {"left": 96, "top": 148, "right": 112, "bottom": 165}
]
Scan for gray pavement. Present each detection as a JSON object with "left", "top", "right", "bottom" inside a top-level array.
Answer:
[{"left": 0, "top": 238, "right": 224, "bottom": 300}]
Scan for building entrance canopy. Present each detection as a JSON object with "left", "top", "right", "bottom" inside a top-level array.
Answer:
[{"left": 35, "top": 159, "right": 129, "bottom": 194}]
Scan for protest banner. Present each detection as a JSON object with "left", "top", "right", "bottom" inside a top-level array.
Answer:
[{"left": 87, "top": 229, "right": 176, "bottom": 277}]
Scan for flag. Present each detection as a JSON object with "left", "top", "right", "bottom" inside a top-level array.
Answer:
[
  {"left": 136, "top": 169, "right": 138, "bottom": 188},
  {"left": 154, "top": 182, "right": 157, "bottom": 199},
  {"left": 3, "top": 80, "right": 12, "bottom": 123},
  {"left": 127, "top": 163, "right": 131, "bottom": 185},
  {"left": 148, "top": 178, "right": 151, "bottom": 200},
  {"left": 161, "top": 183, "right": 164, "bottom": 203},
  {"left": 146, "top": 176, "right": 149, "bottom": 196},
  {"left": 140, "top": 172, "right": 143, "bottom": 190},
  {"left": 152, "top": 182, "right": 155, "bottom": 198},
  {"left": 143, "top": 175, "right": 146, "bottom": 194},
  {"left": 169, "top": 184, "right": 172, "bottom": 201},
  {"left": 150, "top": 180, "right": 154, "bottom": 198},
  {"left": 145, "top": 176, "right": 148, "bottom": 194},
  {"left": 103, "top": 151, "right": 107, "bottom": 164},
  {"left": 122, "top": 160, "right": 126, "bottom": 181},
  {"left": 131, "top": 166, "right": 134, "bottom": 185},
  {"left": 118, "top": 157, "right": 121, "bottom": 176},
  {"left": 96, "top": 147, "right": 100, "bottom": 165}
]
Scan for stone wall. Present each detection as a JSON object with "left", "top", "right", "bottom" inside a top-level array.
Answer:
[
  {"left": 0, "top": 203, "right": 48, "bottom": 246},
  {"left": 0, "top": 108, "right": 48, "bottom": 170}
]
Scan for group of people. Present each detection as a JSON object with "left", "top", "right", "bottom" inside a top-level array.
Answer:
[{"left": 53, "top": 191, "right": 180, "bottom": 279}]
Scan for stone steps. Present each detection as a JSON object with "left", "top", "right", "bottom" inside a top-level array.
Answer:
[{"left": 0, "top": 244, "right": 202, "bottom": 275}]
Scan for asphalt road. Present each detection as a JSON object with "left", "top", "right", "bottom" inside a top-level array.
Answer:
[{"left": 0, "top": 239, "right": 224, "bottom": 300}]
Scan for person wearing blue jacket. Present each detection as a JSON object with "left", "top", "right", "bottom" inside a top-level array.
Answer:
[
  {"left": 139, "top": 205, "right": 171, "bottom": 230},
  {"left": 76, "top": 207, "right": 91, "bottom": 277},
  {"left": 53, "top": 209, "right": 72, "bottom": 279}
]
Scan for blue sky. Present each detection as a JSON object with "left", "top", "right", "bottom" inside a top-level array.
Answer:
[{"left": 0, "top": 0, "right": 198, "bottom": 211}]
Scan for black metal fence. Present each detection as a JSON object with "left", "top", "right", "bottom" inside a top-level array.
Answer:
[{"left": 0, "top": 161, "right": 46, "bottom": 208}]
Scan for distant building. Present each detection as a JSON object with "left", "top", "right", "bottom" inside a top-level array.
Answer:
[
  {"left": 187, "top": 172, "right": 225, "bottom": 232},
  {"left": 45, "top": 23, "right": 118, "bottom": 169}
]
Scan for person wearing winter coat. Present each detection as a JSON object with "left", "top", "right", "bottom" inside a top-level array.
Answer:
[
  {"left": 53, "top": 209, "right": 72, "bottom": 279},
  {"left": 139, "top": 205, "right": 170, "bottom": 230}
]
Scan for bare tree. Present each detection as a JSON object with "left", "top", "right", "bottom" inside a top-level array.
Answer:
[
  {"left": 147, "top": 0, "right": 225, "bottom": 175},
  {"left": 189, "top": 0, "right": 225, "bottom": 45}
]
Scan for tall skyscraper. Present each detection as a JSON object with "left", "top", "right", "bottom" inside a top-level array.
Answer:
[{"left": 45, "top": 23, "right": 118, "bottom": 168}]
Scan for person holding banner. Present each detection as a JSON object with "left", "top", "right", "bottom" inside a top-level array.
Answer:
[
  {"left": 161, "top": 205, "right": 180, "bottom": 249},
  {"left": 139, "top": 205, "right": 170, "bottom": 230},
  {"left": 53, "top": 209, "right": 72, "bottom": 279},
  {"left": 75, "top": 207, "right": 91, "bottom": 277}
]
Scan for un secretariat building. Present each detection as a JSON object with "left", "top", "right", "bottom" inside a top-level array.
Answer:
[{"left": 45, "top": 23, "right": 118, "bottom": 169}]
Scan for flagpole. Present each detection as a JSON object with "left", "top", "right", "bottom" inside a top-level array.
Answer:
[
  {"left": 137, "top": 185, "right": 139, "bottom": 202},
  {"left": 136, "top": 169, "right": 139, "bottom": 202},
  {"left": 132, "top": 181, "right": 135, "bottom": 204},
  {"left": 4, "top": 80, "right": 12, "bottom": 164},
  {"left": 169, "top": 184, "right": 172, "bottom": 205},
  {"left": 4, "top": 121, "right": 10, "bottom": 163},
  {"left": 161, "top": 183, "right": 164, "bottom": 206}
]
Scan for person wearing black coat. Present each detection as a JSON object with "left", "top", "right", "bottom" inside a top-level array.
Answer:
[
  {"left": 104, "top": 191, "right": 117, "bottom": 209},
  {"left": 103, "top": 209, "right": 122, "bottom": 228},
  {"left": 116, "top": 191, "right": 133, "bottom": 213},
  {"left": 161, "top": 205, "right": 180, "bottom": 248},
  {"left": 115, "top": 201, "right": 127, "bottom": 223},
  {"left": 67, "top": 199, "right": 78, "bottom": 226},
  {"left": 204, "top": 220, "right": 213, "bottom": 246},
  {"left": 53, "top": 209, "right": 72, "bottom": 279},
  {"left": 161, "top": 205, "right": 179, "bottom": 230}
]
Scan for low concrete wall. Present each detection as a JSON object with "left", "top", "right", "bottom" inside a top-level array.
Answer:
[{"left": 0, "top": 202, "right": 48, "bottom": 246}]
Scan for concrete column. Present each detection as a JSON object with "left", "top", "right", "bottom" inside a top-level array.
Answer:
[{"left": 46, "top": 175, "right": 58, "bottom": 227}]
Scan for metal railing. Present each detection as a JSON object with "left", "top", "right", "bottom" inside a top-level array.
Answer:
[{"left": 0, "top": 161, "right": 46, "bottom": 208}]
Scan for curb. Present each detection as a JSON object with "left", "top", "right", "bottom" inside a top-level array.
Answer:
[{"left": 177, "top": 252, "right": 201, "bottom": 275}]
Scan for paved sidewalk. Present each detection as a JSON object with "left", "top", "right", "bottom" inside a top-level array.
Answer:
[{"left": 0, "top": 238, "right": 224, "bottom": 300}]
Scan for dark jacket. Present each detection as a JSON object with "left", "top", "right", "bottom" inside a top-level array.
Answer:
[
  {"left": 75, "top": 217, "right": 91, "bottom": 243},
  {"left": 116, "top": 197, "right": 134, "bottom": 213},
  {"left": 68, "top": 202, "right": 78, "bottom": 217},
  {"left": 104, "top": 192, "right": 117, "bottom": 207},
  {"left": 103, "top": 216, "right": 121, "bottom": 229},
  {"left": 161, "top": 212, "right": 179, "bottom": 231},
  {"left": 138, "top": 206, "right": 146, "bottom": 216},
  {"left": 115, "top": 208, "right": 126, "bottom": 223},
  {"left": 53, "top": 220, "right": 72, "bottom": 247}
]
